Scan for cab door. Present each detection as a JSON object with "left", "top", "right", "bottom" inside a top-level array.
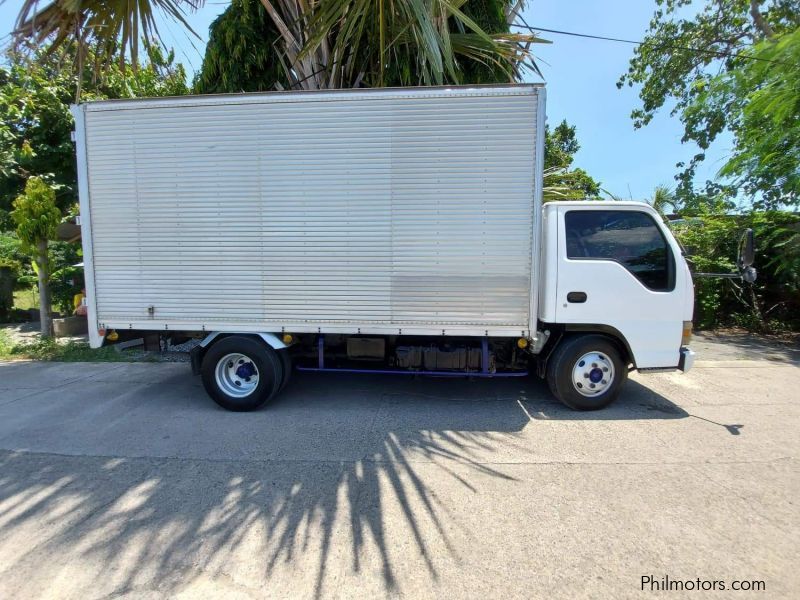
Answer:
[{"left": 554, "top": 204, "right": 687, "bottom": 369}]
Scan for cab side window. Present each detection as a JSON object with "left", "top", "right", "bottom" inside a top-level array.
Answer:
[{"left": 565, "top": 210, "right": 675, "bottom": 291}]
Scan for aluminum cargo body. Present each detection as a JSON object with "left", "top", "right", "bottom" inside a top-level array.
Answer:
[{"left": 72, "top": 85, "right": 545, "bottom": 344}]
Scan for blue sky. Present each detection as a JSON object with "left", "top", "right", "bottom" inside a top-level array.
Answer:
[{"left": 1, "top": 0, "right": 728, "bottom": 200}]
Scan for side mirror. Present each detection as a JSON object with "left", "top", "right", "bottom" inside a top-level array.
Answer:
[
  {"left": 738, "top": 229, "right": 755, "bottom": 269},
  {"left": 692, "top": 228, "right": 757, "bottom": 282}
]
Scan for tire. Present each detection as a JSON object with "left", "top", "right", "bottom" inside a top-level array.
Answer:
[
  {"left": 201, "top": 335, "right": 282, "bottom": 411},
  {"left": 277, "top": 349, "right": 293, "bottom": 393},
  {"left": 546, "top": 334, "right": 628, "bottom": 410}
]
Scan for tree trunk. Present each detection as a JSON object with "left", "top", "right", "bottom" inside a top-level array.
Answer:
[
  {"left": 36, "top": 239, "right": 53, "bottom": 337},
  {"left": 749, "top": 1, "right": 775, "bottom": 39},
  {"left": 260, "top": 0, "right": 337, "bottom": 90},
  {"left": 748, "top": 283, "right": 765, "bottom": 333}
]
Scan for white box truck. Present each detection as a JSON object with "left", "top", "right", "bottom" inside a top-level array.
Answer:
[{"left": 72, "top": 84, "right": 700, "bottom": 411}]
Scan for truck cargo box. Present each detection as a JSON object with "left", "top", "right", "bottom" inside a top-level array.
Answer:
[{"left": 72, "top": 85, "right": 545, "bottom": 345}]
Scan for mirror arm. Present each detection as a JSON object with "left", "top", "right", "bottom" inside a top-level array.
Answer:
[
  {"left": 693, "top": 272, "right": 745, "bottom": 279},
  {"left": 693, "top": 267, "right": 757, "bottom": 283}
]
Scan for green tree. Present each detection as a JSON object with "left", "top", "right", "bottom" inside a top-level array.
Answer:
[
  {"left": 0, "top": 44, "right": 189, "bottom": 223},
  {"left": 618, "top": 0, "right": 800, "bottom": 206},
  {"left": 711, "top": 28, "right": 800, "bottom": 206},
  {"left": 542, "top": 120, "right": 602, "bottom": 201},
  {"left": 195, "top": 0, "right": 288, "bottom": 93},
  {"left": 15, "top": 1, "right": 541, "bottom": 92},
  {"left": 457, "top": 0, "right": 524, "bottom": 83},
  {"left": 252, "top": 0, "right": 540, "bottom": 88},
  {"left": 674, "top": 210, "right": 800, "bottom": 330},
  {"left": 11, "top": 178, "right": 61, "bottom": 336},
  {"left": 0, "top": 51, "right": 75, "bottom": 223},
  {"left": 196, "top": 0, "right": 530, "bottom": 92}
]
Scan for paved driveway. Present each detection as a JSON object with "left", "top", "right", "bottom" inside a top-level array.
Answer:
[{"left": 0, "top": 346, "right": 797, "bottom": 599}]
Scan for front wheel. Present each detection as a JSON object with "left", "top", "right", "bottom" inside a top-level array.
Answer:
[
  {"left": 201, "top": 336, "right": 282, "bottom": 411},
  {"left": 546, "top": 335, "right": 628, "bottom": 410}
]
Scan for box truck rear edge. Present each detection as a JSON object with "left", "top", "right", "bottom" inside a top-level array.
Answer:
[{"left": 72, "top": 84, "right": 697, "bottom": 411}]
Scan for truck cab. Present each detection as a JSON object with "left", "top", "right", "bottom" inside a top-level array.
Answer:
[{"left": 536, "top": 201, "right": 695, "bottom": 409}]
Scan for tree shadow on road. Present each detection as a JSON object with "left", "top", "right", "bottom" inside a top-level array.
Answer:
[{"left": 0, "top": 367, "right": 687, "bottom": 598}]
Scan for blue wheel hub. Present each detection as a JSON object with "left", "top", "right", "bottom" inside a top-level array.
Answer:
[
  {"left": 572, "top": 351, "right": 615, "bottom": 397},
  {"left": 236, "top": 362, "right": 255, "bottom": 380}
]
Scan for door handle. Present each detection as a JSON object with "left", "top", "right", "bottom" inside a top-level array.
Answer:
[{"left": 567, "top": 291, "right": 587, "bottom": 303}]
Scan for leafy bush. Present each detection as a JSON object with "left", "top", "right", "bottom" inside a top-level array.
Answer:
[
  {"left": 673, "top": 211, "right": 800, "bottom": 331},
  {"left": 0, "top": 265, "right": 14, "bottom": 319},
  {"left": 0, "top": 328, "right": 132, "bottom": 362},
  {"left": 0, "top": 232, "right": 27, "bottom": 284},
  {"left": 48, "top": 240, "right": 83, "bottom": 313},
  {"left": 0, "top": 231, "right": 84, "bottom": 313}
]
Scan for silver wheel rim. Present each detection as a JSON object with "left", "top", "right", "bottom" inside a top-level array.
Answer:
[
  {"left": 215, "top": 353, "right": 260, "bottom": 398},
  {"left": 572, "top": 351, "right": 615, "bottom": 397}
]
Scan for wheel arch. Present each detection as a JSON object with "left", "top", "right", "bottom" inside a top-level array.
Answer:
[
  {"left": 562, "top": 324, "right": 635, "bottom": 368},
  {"left": 536, "top": 323, "right": 636, "bottom": 375},
  {"left": 191, "top": 332, "right": 287, "bottom": 375},
  {"left": 199, "top": 331, "right": 286, "bottom": 350}
]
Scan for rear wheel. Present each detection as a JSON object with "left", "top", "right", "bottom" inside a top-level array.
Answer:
[
  {"left": 201, "top": 336, "right": 282, "bottom": 411},
  {"left": 546, "top": 335, "right": 627, "bottom": 410}
]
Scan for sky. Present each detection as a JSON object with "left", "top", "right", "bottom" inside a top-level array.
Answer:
[{"left": 0, "top": 0, "right": 729, "bottom": 201}]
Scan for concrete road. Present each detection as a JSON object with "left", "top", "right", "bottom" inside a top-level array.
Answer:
[{"left": 0, "top": 345, "right": 797, "bottom": 599}]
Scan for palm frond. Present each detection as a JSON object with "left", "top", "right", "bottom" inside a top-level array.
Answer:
[
  {"left": 650, "top": 184, "right": 679, "bottom": 215},
  {"left": 297, "top": 0, "right": 543, "bottom": 87},
  {"left": 13, "top": 0, "right": 203, "bottom": 67}
]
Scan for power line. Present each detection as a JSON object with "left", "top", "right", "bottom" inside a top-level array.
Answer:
[{"left": 512, "top": 24, "right": 788, "bottom": 66}]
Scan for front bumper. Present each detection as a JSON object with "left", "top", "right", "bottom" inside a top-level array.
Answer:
[{"left": 679, "top": 346, "right": 696, "bottom": 372}]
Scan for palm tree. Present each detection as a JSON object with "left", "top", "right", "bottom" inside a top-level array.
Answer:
[
  {"left": 650, "top": 184, "right": 680, "bottom": 216},
  {"left": 263, "top": 0, "right": 540, "bottom": 89},
  {"left": 13, "top": 0, "right": 542, "bottom": 93},
  {"left": 543, "top": 167, "right": 585, "bottom": 202},
  {"left": 13, "top": 0, "right": 201, "bottom": 100}
]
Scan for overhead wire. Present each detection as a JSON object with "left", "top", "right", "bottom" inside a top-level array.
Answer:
[{"left": 512, "top": 23, "right": 789, "bottom": 66}]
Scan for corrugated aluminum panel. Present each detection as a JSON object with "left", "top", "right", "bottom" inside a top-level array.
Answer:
[{"left": 80, "top": 86, "right": 542, "bottom": 337}]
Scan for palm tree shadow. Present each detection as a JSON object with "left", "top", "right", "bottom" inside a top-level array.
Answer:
[{"left": 0, "top": 369, "right": 691, "bottom": 597}]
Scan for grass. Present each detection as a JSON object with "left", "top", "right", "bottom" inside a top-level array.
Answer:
[
  {"left": 0, "top": 328, "right": 147, "bottom": 362},
  {"left": 13, "top": 287, "right": 39, "bottom": 310}
]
